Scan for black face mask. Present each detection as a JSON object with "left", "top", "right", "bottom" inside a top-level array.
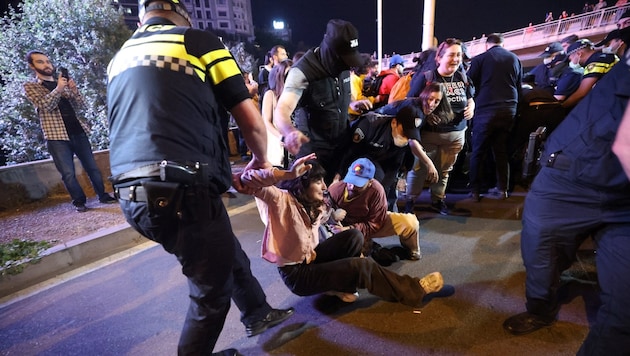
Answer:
[{"left": 319, "top": 40, "right": 349, "bottom": 76}]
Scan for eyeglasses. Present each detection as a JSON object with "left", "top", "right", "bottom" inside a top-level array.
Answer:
[{"left": 618, "top": 18, "right": 630, "bottom": 29}]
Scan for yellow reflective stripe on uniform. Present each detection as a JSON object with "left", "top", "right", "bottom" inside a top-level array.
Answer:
[
  {"left": 199, "top": 48, "right": 242, "bottom": 85},
  {"left": 584, "top": 58, "right": 619, "bottom": 76},
  {"left": 108, "top": 33, "right": 208, "bottom": 82}
]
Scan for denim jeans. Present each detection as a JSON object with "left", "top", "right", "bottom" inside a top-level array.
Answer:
[{"left": 47, "top": 133, "right": 107, "bottom": 205}]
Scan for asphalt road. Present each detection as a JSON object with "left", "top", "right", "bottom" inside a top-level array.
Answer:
[{"left": 0, "top": 191, "right": 598, "bottom": 355}]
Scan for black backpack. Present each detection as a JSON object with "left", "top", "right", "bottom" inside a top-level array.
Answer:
[{"left": 362, "top": 73, "right": 393, "bottom": 97}]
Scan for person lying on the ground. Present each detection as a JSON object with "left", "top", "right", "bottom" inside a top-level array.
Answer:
[{"left": 234, "top": 153, "right": 444, "bottom": 305}]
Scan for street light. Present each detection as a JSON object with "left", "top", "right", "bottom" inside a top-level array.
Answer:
[{"left": 272, "top": 20, "right": 285, "bottom": 30}]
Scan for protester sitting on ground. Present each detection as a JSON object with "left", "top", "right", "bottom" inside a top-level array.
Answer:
[
  {"left": 261, "top": 59, "right": 293, "bottom": 168},
  {"left": 237, "top": 153, "right": 445, "bottom": 305},
  {"left": 327, "top": 158, "right": 422, "bottom": 265}
]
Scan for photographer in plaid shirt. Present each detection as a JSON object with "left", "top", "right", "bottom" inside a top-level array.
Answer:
[{"left": 24, "top": 50, "right": 115, "bottom": 212}]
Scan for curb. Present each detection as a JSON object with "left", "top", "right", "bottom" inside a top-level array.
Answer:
[
  {"left": 0, "top": 224, "right": 144, "bottom": 298},
  {"left": 0, "top": 192, "right": 255, "bottom": 300}
]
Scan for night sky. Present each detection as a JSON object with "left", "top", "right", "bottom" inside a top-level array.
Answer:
[{"left": 251, "top": 0, "right": 589, "bottom": 55}]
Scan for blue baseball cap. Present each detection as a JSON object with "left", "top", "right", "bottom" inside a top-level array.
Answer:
[
  {"left": 343, "top": 158, "right": 376, "bottom": 187},
  {"left": 389, "top": 54, "right": 404, "bottom": 67}
]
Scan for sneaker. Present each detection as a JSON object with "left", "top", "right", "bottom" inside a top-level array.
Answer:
[
  {"left": 430, "top": 200, "right": 450, "bottom": 215},
  {"left": 486, "top": 187, "right": 508, "bottom": 200},
  {"left": 419, "top": 272, "right": 444, "bottom": 294},
  {"left": 99, "top": 194, "right": 117, "bottom": 204},
  {"left": 325, "top": 291, "right": 359, "bottom": 303},
  {"left": 74, "top": 203, "right": 88, "bottom": 213}
]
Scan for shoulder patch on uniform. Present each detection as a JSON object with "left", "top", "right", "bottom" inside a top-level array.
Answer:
[{"left": 353, "top": 128, "right": 365, "bottom": 143}]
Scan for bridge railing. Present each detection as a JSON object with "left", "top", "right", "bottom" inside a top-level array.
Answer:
[
  {"left": 382, "top": 4, "right": 630, "bottom": 68},
  {"left": 465, "top": 4, "right": 629, "bottom": 58}
]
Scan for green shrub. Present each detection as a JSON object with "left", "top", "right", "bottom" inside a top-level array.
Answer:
[{"left": 0, "top": 238, "right": 57, "bottom": 276}]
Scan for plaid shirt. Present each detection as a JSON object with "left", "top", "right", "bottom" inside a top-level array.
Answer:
[{"left": 23, "top": 78, "right": 89, "bottom": 141}]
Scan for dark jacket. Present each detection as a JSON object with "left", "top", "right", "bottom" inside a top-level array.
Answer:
[{"left": 468, "top": 45, "right": 522, "bottom": 115}]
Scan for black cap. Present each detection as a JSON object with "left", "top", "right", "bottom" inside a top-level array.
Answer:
[
  {"left": 595, "top": 30, "right": 620, "bottom": 47},
  {"left": 566, "top": 39, "right": 593, "bottom": 55},
  {"left": 324, "top": 19, "right": 362, "bottom": 68},
  {"left": 395, "top": 105, "right": 421, "bottom": 141},
  {"left": 539, "top": 42, "right": 564, "bottom": 57},
  {"left": 594, "top": 27, "right": 630, "bottom": 46}
]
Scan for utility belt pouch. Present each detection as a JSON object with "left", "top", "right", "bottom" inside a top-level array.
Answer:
[
  {"left": 160, "top": 160, "right": 197, "bottom": 185},
  {"left": 141, "top": 180, "right": 184, "bottom": 217}
]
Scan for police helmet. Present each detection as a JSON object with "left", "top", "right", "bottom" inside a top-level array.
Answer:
[{"left": 138, "top": 0, "right": 192, "bottom": 26}]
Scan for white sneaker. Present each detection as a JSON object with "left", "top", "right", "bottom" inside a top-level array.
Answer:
[
  {"left": 325, "top": 291, "right": 359, "bottom": 302},
  {"left": 419, "top": 272, "right": 444, "bottom": 294}
]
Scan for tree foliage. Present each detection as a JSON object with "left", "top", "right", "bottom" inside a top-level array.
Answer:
[{"left": 0, "top": 0, "right": 131, "bottom": 165}]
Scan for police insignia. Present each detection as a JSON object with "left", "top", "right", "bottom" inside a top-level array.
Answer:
[
  {"left": 353, "top": 128, "right": 365, "bottom": 143},
  {"left": 586, "top": 63, "right": 596, "bottom": 72}
]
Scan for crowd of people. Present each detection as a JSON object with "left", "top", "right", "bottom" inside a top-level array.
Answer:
[{"left": 22, "top": 0, "right": 630, "bottom": 354}]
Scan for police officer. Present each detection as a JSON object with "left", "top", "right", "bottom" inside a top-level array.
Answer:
[
  {"left": 503, "top": 52, "right": 630, "bottom": 355},
  {"left": 107, "top": 1, "right": 293, "bottom": 354}
]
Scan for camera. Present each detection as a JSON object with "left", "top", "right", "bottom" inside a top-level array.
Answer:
[{"left": 58, "top": 67, "right": 69, "bottom": 79}]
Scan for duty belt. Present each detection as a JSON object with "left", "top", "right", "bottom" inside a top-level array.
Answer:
[
  {"left": 115, "top": 185, "right": 148, "bottom": 202},
  {"left": 545, "top": 152, "right": 571, "bottom": 171}
]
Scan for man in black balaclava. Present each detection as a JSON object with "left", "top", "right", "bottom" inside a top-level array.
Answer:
[{"left": 274, "top": 19, "right": 373, "bottom": 183}]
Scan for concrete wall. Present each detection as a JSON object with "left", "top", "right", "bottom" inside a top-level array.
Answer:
[{"left": 0, "top": 150, "right": 112, "bottom": 211}]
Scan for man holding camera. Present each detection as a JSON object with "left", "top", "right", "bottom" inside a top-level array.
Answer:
[{"left": 24, "top": 50, "right": 116, "bottom": 212}]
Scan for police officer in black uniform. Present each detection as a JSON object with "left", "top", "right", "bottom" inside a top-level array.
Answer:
[
  {"left": 503, "top": 51, "right": 630, "bottom": 355},
  {"left": 107, "top": 1, "right": 293, "bottom": 354}
]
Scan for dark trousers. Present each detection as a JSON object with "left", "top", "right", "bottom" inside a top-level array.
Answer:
[
  {"left": 120, "top": 189, "right": 271, "bottom": 355},
  {"left": 47, "top": 134, "right": 109, "bottom": 205},
  {"left": 468, "top": 110, "right": 515, "bottom": 192},
  {"left": 278, "top": 229, "right": 427, "bottom": 307},
  {"left": 521, "top": 167, "right": 630, "bottom": 354}
]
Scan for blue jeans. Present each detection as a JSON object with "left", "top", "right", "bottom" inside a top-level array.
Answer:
[{"left": 47, "top": 133, "right": 107, "bottom": 205}]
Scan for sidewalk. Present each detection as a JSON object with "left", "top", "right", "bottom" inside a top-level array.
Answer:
[{"left": 0, "top": 158, "right": 251, "bottom": 302}]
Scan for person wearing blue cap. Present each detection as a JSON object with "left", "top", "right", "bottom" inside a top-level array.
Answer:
[
  {"left": 371, "top": 54, "right": 406, "bottom": 107},
  {"left": 238, "top": 153, "right": 445, "bottom": 305},
  {"left": 327, "top": 157, "right": 422, "bottom": 264}
]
